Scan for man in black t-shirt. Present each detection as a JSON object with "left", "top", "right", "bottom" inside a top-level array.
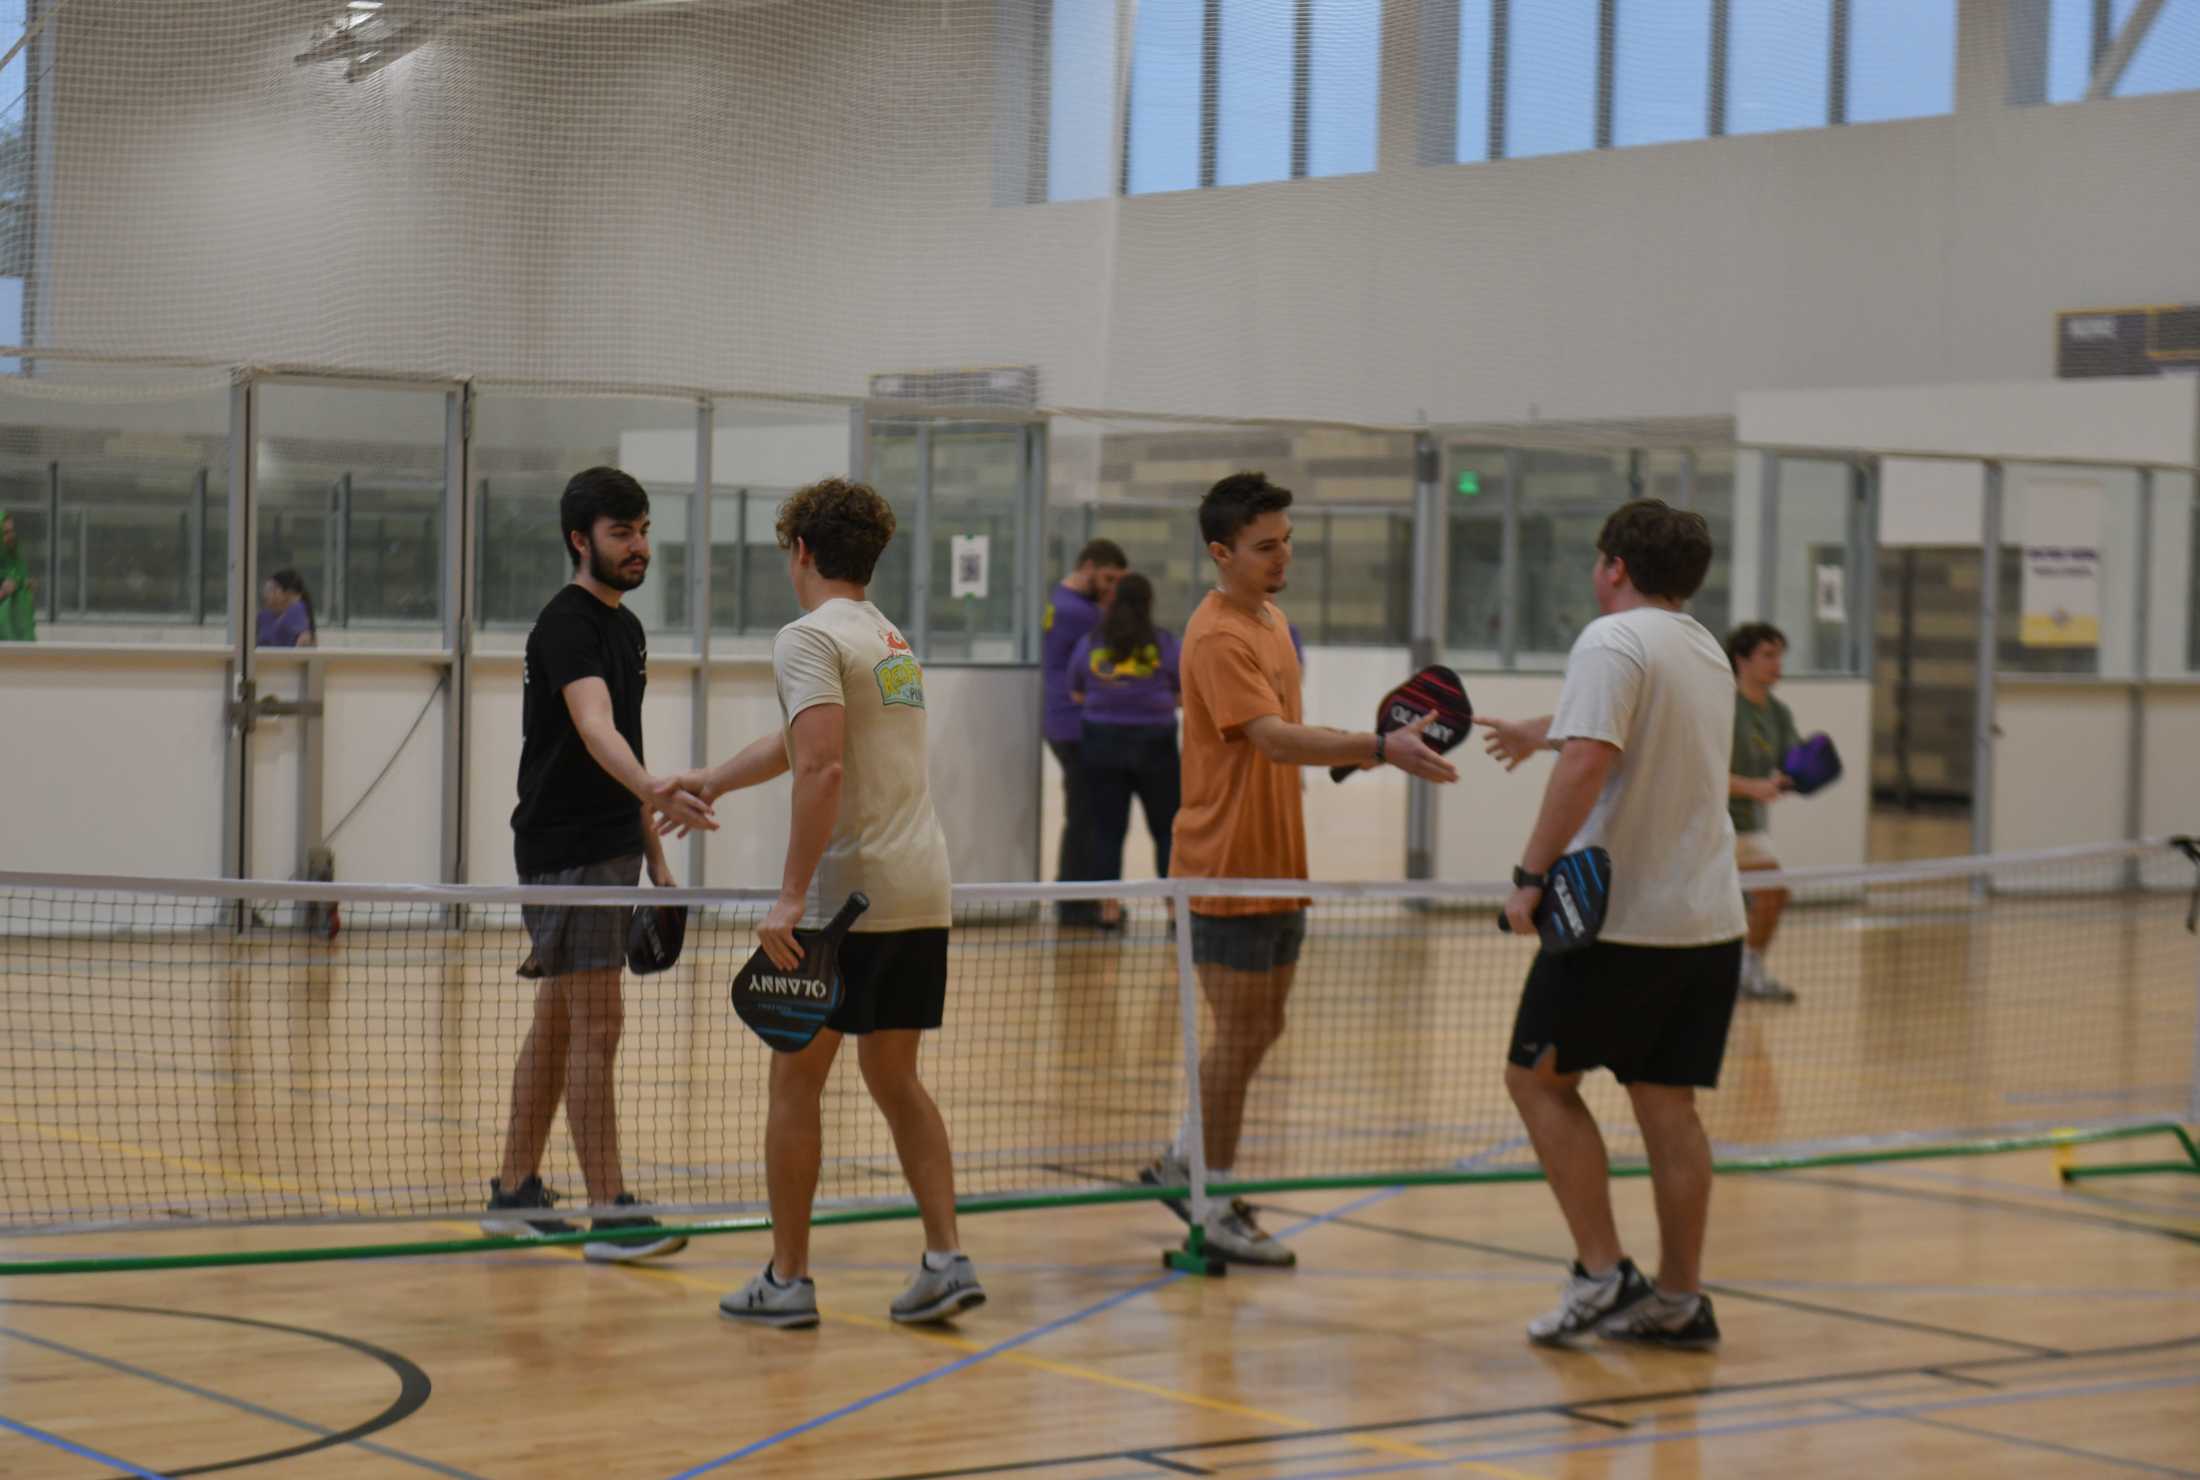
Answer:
[{"left": 481, "top": 466, "right": 716, "bottom": 1263}]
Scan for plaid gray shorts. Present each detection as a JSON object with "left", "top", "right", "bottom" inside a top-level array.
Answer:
[{"left": 518, "top": 854, "right": 642, "bottom": 979}]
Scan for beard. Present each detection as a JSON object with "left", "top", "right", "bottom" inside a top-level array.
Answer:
[{"left": 590, "top": 542, "right": 647, "bottom": 592}]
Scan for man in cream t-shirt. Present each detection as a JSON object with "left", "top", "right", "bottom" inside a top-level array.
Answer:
[
  {"left": 679, "top": 476, "right": 979, "bottom": 1333},
  {"left": 1477, "top": 498, "right": 1745, "bottom": 1352}
]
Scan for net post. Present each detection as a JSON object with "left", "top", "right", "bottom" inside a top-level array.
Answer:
[
  {"left": 1165, "top": 879, "right": 1223, "bottom": 1275},
  {"left": 2189, "top": 916, "right": 2199, "bottom": 1129},
  {"left": 1972, "top": 460, "right": 2003, "bottom": 895}
]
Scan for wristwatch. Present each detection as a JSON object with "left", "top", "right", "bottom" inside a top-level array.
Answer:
[
  {"left": 1373, "top": 732, "right": 1387, "bottom": 764},
  {"left": 1512, "top": 866, "right": 1545, "bottom": 889}
]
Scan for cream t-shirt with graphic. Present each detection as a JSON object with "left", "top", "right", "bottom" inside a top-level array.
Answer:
[{"left": 773, "top": 598, "right": 952, "bottom": 932}]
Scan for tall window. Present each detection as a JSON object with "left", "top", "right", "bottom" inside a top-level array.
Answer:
[
  {"left": 1507, "top": 0, "right": 1599, "bottom": 159},
  {"left": 1726, "top": 0, "right": 1832, "bottom": 136},
  {"left": 1047, "top": 0, "right": 1120, "bottom": 202},
  {"left": 1614, "top": 0, "right": 1713, "bottom": 148},
  {"left": 1125, "top": 0, "right": 1381, "bottom": 195},
  {"left": 1127, "top": 0, "right": 1204, "bottom": 194}
]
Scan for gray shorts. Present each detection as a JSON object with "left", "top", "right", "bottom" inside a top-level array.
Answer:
[
  {"left": 518, "top": 854, "right": 642, "bottom": 979},
  {"left": 1189, "top": 909, "right": 1307, "bottom": 973}
]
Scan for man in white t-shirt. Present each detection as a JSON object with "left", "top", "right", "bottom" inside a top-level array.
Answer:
[
  {"left": 679, "top": 477, "right": 982, "bottom": 1332},
  {"left": 1476, "top": 499, "right": 1745, "bottom": 1351}
]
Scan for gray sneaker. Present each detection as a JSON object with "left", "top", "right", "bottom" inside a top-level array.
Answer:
[
  {"left": 889, "top": 1254, "right": 987, "bottom": 1324},
  {"left": 1139, "top": 1151, "right": 1193, "bottom": 1225},
  {"left": 1201, "top": 1202, "right": 1296, "bottom": 1267},
  {"left": 719, "top": 1264, "right": 819, "bottom": 1329}
]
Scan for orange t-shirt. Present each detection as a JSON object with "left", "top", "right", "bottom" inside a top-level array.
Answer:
[{"left": 1169, "top": 591, "right": 1308, "bottom": 916}]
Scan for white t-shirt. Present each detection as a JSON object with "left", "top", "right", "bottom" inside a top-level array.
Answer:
[
  {"left": 1547, "top": 607, "right": 1746, "bottom": 947},
  {"left": 773, "top": 598, "right": 952, "bottom": 932}
]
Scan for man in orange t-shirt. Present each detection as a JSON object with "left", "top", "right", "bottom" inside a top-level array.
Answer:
[{"left": 1141, "top": 471, "right": 1458, "bottom": 1266}]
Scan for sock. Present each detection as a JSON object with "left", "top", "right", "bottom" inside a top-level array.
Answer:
[
  {"left": 1170, "top": 1114, "right": 1196, "bottom": 1165},
  {"left": 1580, "top": 1261, "right": 1620, "bottom": 1283},
  {"left": 922, "top": 1249, "right": 962, "bottom": 1272},
  {"left": 1199, "top": 1168, "right": 1235, "bottom": 1225}
]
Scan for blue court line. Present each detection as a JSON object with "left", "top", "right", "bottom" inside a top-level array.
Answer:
[
  {"left": 663, "top": 1186, "right": 1411, "bottom": 1479},
  {"left": 0, "top": 1325, "right": 488, "bottom": 1480},
  {"left": 0, "top": 1411, "right": 173, "bottom": 1478}
]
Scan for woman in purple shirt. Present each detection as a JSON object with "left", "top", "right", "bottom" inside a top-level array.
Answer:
[
  {"left": 1067, "top": 573, "right": 1181, "bottom": 906},
  {"left": 256, "top": 568, "right": 317, "bottom": 648}
]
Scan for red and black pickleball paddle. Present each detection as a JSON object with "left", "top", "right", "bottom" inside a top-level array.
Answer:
[{"left": 1330, "top": 664, "right": 1474, "bottom": 784}]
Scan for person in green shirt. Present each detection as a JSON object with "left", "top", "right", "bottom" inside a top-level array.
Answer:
[
  {"left": 0, "top": 511, "right": 36, "bottom": 642},
  {"left": 1726, "top": 623, "right": 1799, "bottom": 1002}
]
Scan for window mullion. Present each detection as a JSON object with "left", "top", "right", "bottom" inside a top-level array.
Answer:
[
  {"left": 1291, "top": 0, "right": 1312, "bottom": 179},
  {"left": 1200, "top": 0, "right": 1221, "bottom": 188},
  {"left": 1489, "top": 0, "right": 1510, "bottom": 159}
]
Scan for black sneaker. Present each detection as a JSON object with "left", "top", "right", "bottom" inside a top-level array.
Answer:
[
  {"left": 1598, "top": 1290, "right": 1721, "bottom": 1350},
  {"left": 582, "top": 1192, "right": 689, "bottom": 1264},
  {"left": 1526, "top": 1258, "right": 1654, "bottom": 1347},
  {"left": 481, "top": 1175, "right": 575, "bottom": 1238}
]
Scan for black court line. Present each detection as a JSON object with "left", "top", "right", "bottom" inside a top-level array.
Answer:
[
  {"left": 1779, "top": 1170, "right": 2200, "bottom": 1248},
  {"left": 1922, "top": 1366, "right": 2001, "bottom": 1390},
  {"left": 0, "top": 1299, "right": 475, "bottom": 1480},
  {"left": 1555, "top": 1407, "right": 1630, "bottom": 1431},
  {"left": 1131, "top": 1453, "right": 1212, "bottom": 1475},
  {"left": 1261, "top": 1206, "right": 2063, "bottom": 1358},
  {"left": 864, "top": 1331, "right": 2200, "bottom": 1479}
]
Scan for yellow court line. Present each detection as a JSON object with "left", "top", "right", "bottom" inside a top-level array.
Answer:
[
  {"left": 0, "top": 1110, "right": 364, "bottom": 1209},
  {"left": 611, "top": 1256, "right": 1540, "bottom": 1479}
]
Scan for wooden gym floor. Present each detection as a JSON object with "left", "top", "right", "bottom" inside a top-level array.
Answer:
[
  {"left": 1, "top": 884, "right": 2195, "bottom": 1477},
  {"left": 2, "top": 1146, "right": 2197, "bottom": 1478}
]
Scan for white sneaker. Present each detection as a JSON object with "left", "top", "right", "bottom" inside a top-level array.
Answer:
[
  {"left": 1527, "top": 1258, "right": 1653, "bottom": 1347},
  {"left": 1201, "top": 1201, "right": 1296, "bottom": 1267}
]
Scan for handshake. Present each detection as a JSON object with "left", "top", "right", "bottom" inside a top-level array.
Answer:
[{"left": 645, "top": 769, "right": 720, "bottom": 837}]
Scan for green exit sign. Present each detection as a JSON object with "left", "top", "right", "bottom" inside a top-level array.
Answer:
[{"left": 1454, "top": 472, "right": 1482, "bottom": 496}]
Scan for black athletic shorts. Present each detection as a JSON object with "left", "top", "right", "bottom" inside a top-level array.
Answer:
[
  {"left": 1189, "top": 910, "right": 1308, "bottom": 972},
  {"left": 826, "top": 928, "right": 950, "bottom": 1035},
  {"left": 1506, "top": 938, "right": 1744, "bottom": 1088}
]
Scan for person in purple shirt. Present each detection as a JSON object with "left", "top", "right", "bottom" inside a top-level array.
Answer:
[
  {"left": 256, "top": 568, "right": 317, "bottom": 648},
  {"left": 1068, "top": 572, "right": 1181, "bottom": 920},
  {"left": 1043, "top": 539, "right": 1127, "bottom": 926}
]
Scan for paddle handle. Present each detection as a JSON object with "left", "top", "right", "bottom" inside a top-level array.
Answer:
[
  {"left": 822, "top": 891, "right": 870, "bottom": 941},
  {"left": 1328, "top": 763, "right": 1358, "bottom": 784}
]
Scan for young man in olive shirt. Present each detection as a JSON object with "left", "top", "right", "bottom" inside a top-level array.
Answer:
[{"left": 1726, "top": 623, "right": 1802, "bottom": 1003}]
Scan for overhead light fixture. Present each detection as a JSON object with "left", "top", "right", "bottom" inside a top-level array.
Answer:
[{"left": 295, "top": 1, "right": 436, "bottom": 82}]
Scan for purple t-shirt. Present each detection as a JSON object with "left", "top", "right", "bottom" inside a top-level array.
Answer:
[
  {"left": 1042, "top": 581, "right": 1103, "bottom": 743},
  {"left": 257, "top": 603, "right": 311, "bottom": 648},
  {"left": 1068, "top": 628, "right": 1181, "bottom": 729}
]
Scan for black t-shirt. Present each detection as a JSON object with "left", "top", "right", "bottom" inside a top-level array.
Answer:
[{"left": 512, "top": 584, "right": 648, "bottom": 876}]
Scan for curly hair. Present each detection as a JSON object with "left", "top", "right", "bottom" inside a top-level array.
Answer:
[{"left": 775, "top": 477, "right": 897, "bottom": 585}]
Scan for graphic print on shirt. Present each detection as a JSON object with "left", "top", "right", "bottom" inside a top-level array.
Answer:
[
  {"left": 1088, "top": 642, "right": 1164, "bottom": 681},
  {"left": 875, "top": 652, "right": 926, "bottom": 709}
]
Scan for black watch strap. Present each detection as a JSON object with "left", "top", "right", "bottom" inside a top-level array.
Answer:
[{"left": 1513, "top": 866, "right": 1545, "bottom": 889}]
